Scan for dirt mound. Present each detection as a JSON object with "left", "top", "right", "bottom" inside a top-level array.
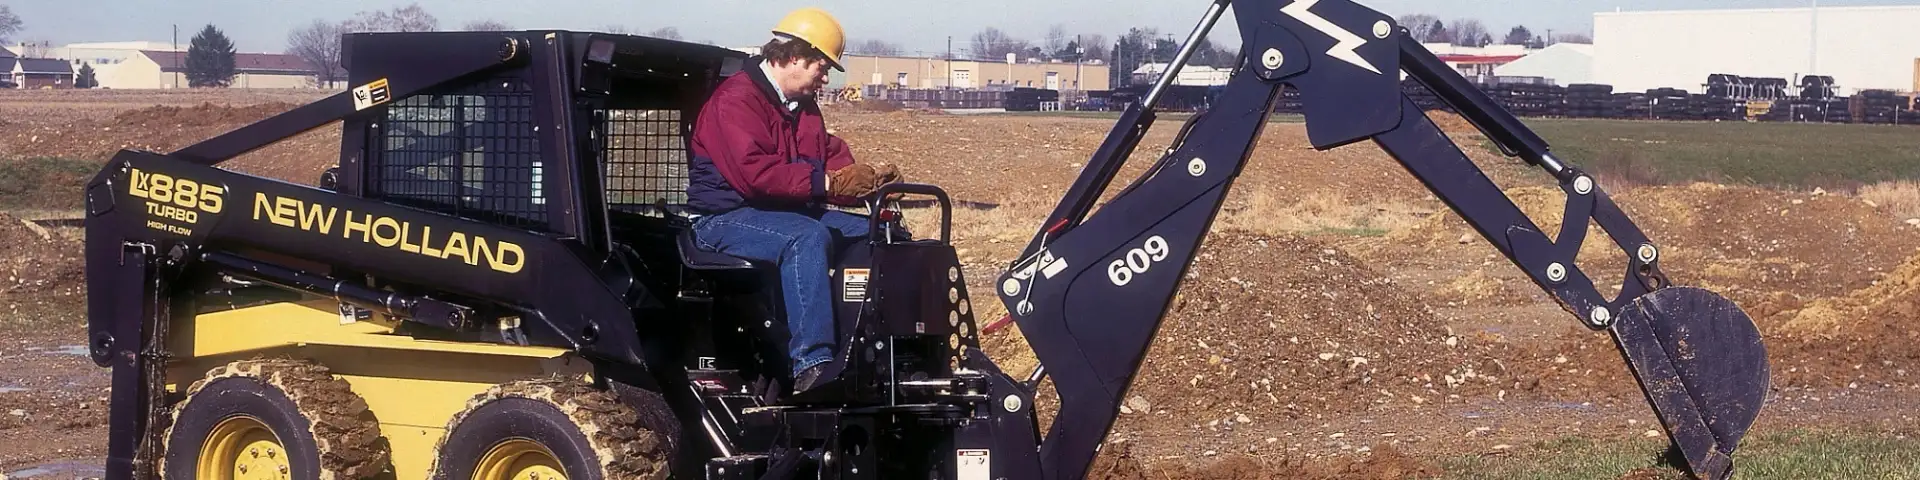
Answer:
[
  {"left": 1385, "top": 183, "right": 1918, "bottom": 312},
  {"left": 112, "top": 101, "right": 299, "bottom": 128},
  {"left": 1090, "top": 442, "right": 1441, "bottom": 480},
  {"left": 1765, "top": 248, "right": 1920, "bottom": 388},
  {"left": 1425, "top": 110, "right": 1479, "bottom": 138}
]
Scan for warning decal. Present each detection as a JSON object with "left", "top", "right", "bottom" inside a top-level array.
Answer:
[
  {"left": 956, "top": 449, "right": 990, "bottom": 480},
  {"left": 352, "top": 78, "right": 392, "bottom": 110},
  {"left": 843, "top": 268, "right": 870, "bottom": 302}
]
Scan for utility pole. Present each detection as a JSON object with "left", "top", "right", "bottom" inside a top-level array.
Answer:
[
  {"left": 1809, "top": 0, "right": 1819, "bottom": 76},
  {"left": 947, "top": 35, "right": 952, "bottom": 89},
  {"left": 172, "top": 24, "right": 180, "bottom": 89}
]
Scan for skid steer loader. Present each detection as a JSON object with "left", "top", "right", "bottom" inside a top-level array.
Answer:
[{"left": 81, "top": 0, "right": 1770, "bottom": 478}]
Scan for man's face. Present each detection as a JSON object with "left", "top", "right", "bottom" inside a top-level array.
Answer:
[{"left": 776, "top": 56, "right": 831, "bottom": 99}]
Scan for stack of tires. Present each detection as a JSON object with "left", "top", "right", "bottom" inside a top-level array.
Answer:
[
  {"left": 1274, "top": 87, "right": 1305, "bottom": 114},
  {"left": 1853, "top": 90, "right": 1902, "bottom": 125},
  {"left": 1401, "top": 79, "right": 1448, "bottom": 112},
  {"left": 1617, "top": 92, "right": 1651, "bottom": 119},
  {"left": 1003, "top": 87, "right": 1058, "bottom": 111},
  {"left": 1647, "top": 88, "right": 1693, "bottom": 120},
  {"left": 1693, "top": 94, "right": 1742, "bottom": 121},
  {"left": 1823, "top": 96, "right": 1853, "bottom": 123},
  {"left": 1564, "top": 84, "right": 1616, "bottom": 118}
]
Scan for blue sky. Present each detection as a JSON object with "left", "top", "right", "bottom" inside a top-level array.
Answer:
[{"left": 14, "top": 0, "right": 1907, "bottom": 56}]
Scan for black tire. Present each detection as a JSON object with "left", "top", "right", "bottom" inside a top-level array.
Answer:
[
  {"left": 430, "top": 378, "right": 670, "bottom": 480},
  {"left": 160, "top": 358, "right": 390, "bottom": 479}
]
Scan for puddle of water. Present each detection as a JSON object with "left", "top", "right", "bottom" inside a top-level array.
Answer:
[
  {"left": 6, "top": 459, "right": 104, "bottom": 478},
  {"left": 0, "top": 385, "right": 28, "bottom": 393}
]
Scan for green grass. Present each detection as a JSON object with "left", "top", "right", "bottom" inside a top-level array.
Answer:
[
  {"left": 0, "top": 156, "right": 98, "bottom": 210},
  {"left": 987, "top": 110, "right": 1306, "bottom": 123},
  {"left": 1440, "top": 429, "right": 1920, "bottom": 479},
  {"left": 1506, "top": 118, "right": 1920, "bottom": 190}
]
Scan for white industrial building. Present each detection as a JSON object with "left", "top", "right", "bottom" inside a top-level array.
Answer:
[
  {"left": 1593, "top": 5, "right": 1920, "bottom": 95},
  {"left": 1494, "top": 43, "right": 1594, "bottom": 86}
]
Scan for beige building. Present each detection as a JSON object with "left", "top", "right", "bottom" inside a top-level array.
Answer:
[
  {"left": 121, "top": 51, "right": 327, "bottom": 89},
  {"left": 16, "top": 42, "right": 333, "bottom": 89},
  {"left": 836, "top": 54, "right": 1109, "bottom": 91}
]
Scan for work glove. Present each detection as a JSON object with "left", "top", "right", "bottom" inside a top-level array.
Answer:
[{"left": 828, "top": 164, "right": 885, "bottom": 198}]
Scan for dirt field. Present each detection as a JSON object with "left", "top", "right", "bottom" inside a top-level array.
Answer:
[{"left": 3, "top": 89, "right": 1919, "bottom": 478}]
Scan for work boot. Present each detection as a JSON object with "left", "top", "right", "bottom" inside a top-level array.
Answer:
[{"left": 791, "top": 361, "right": 840, "bottom": 398}]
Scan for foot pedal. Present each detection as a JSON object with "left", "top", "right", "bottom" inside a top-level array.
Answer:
[{"left": 1611, "top": 286, "right": 1768, "bottom": 479}]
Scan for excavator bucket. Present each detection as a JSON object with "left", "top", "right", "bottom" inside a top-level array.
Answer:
[{"left": 1611, "top": 287, "right": 1769, "bottom": 478}]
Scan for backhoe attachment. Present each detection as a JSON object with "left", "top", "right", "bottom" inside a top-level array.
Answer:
[{"left": 992, "top": 0, "right": 1770, "bottom": 479}]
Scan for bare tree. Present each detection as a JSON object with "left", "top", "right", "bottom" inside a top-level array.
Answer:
[
  {"left": 1553, "top": 32, "right": 1593, "bottom": 44},
  {"left": 463, "top": 19, "right": 512, "bottom": 31},
  {"left": 0, "top": 6, "right": 22, "bottom": 45},
  {"left": 1397, "top": 14, "right": 1442, "bottom": 42},
  {"left": 969, "top": 27, "right": 1029, "bottom": 60},
  {"left": 1080, "top": 33, "right": 1108, "bottom": 63},
  {"left": 649, "top": 27, "right": 682, "bottom": 40},
  {"left": 1449, "top": 19, "right": 1489, "bottom": 47},
  {"left": 286, "top": 19, "right": 345, "bottom": 88},
  {"left": 849, "top": 39, "right": 903, "bottom": 56},
  {"left": 343, "top": 4, "right": 439, "bottom": 33},
  {"left": 601, "top": 25, "right": 633, "bottom": 34},
  {"left": 1042, "top": 24, "right": 1069, "bottom": 60}
]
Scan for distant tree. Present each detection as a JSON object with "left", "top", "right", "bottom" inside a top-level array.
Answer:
[
  {"left": 850, "top": 39, "right": 904, "bottom": 56},
  {"left": 1449, "top": 19, "right": 1490, "bottom": 47},
  {"left": 969, "top": 27, "right": 1029, "bottom": 60},
  {"left": 343, "top": 4, "right": 438, "bottom": 33},
  {"left": 1428, "top": 20, "right": 1452, "bottom": 43},
  {"left": 648, "top": 27, "right": 682, "bottom": 40},
  {"left": 75, "top": 62, "right": 96, "bottom": 88},
  {"left": 1504, "top": 26, "right": 1534, "bottom": 46},
  {"left": 0, "top": 6, "right": 21, "bottom": 44},
  {"left": 186, "top": 24, "right": 237, "bottom": 88},
  {"left": 1150, "top": 37, "right": 1177, "bottom": 63},
  {"left": 286, "top": 19, "right": 345, "bottom": 88},
  {"left": 601, "top": 25, "right": 633, "bottom": 34},
  {"left": 1042, "top": 24, "right": 1069, "bottom": 60},
  {"left": 1397, "top": 14, "right": 1442, "bottom": 42},
  {"left": 463, "top": 19, "right": 512, "bottom": 31},
  {"left": 1553, "top": 32, "right": 1593, "bottom": 44},
  {"left": 1109, "top": 27, "right": 1159, "bottom": 86},
  {"left": 1080, "top": 33, "right": 1108, "bottom": 62}
]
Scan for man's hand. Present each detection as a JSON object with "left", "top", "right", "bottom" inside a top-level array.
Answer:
[{"left": 828, "top": 164, "right": 883, "bottom": 198}]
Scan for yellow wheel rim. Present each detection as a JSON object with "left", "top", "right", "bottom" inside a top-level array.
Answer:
[
  {"left": 198, "top": 415, "right": 292, "bottom": 480},
  {"left": 473, "top": 439, "right": 567, "bottom": 480}
]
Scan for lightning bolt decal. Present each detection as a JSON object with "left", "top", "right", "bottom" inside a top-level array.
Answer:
[{"left": 1281, "top": 0, "right": 1383, "bottom": 75}]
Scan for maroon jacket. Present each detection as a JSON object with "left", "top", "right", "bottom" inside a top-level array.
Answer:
[{"left": 686, "top": 59, "right": 857, "bottom": 213}]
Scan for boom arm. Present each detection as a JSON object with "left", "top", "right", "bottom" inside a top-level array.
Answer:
[{"left": 991, "top": 1, "right": 1769, "bottom": 479}]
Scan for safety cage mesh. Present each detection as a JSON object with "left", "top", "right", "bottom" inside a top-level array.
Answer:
[
  {"left": 595, "top": 108, "right": 690, "bottom": 217},
  {"left": 369, "top": 78, "right": 547, "bottom": 230}
]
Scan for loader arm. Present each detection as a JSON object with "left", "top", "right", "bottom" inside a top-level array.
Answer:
[{"left": 993, "top": 1, "right": 1769, "bottom": 479}]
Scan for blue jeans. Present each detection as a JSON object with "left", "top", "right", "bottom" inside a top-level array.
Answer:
[{"left": 691, "top": 207, "right": 871, "bottom": 376}]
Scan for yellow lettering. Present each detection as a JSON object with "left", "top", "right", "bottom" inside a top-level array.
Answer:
[
  {"left": 343, "top": 211, "right": 372, "bottom": 242},
  {"left": 417, "top": 225, "right": 443, "bottom": 257},
  {"left": 272, "top": 196, "right": 300, "bottom": 228},
  {"left": 251, "top": 193, "right": 273, "bottom": 222},
  {"left": 371, "top": 216, "right": 402, "bottom": 247},
  {"left": 442, "top": 232, "right": 471, "bottom": 265},
  {"left": 491, "top": 241, "right": 525, "bottom": 273},
  {"left": 475, "top": 237, "right": 526, "bottom": 274},
  {"left": 299, "top": 202, "right": 336, "bottom": 234},
  {"left": 399, "top": 220, "right": 421, "bottom": 253}
]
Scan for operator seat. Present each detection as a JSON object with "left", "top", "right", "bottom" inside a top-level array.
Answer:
[{"left": 675, "top": 228, "right": 755, "bottom": 271}]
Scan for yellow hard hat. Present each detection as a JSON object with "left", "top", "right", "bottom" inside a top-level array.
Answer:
[{"left": 771, "top": 7, "right": 846, "bottom": 71}]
